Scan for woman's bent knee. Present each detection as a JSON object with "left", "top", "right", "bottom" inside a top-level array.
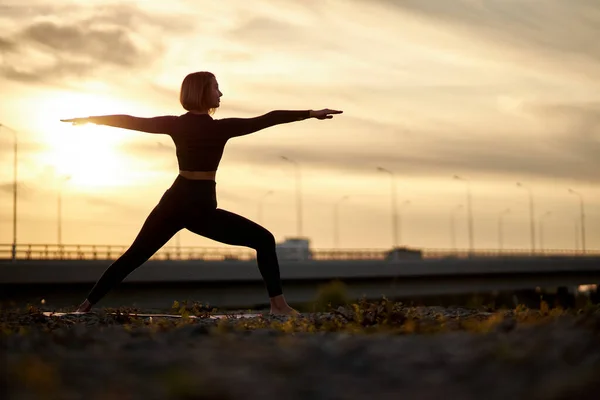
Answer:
[{"left": 254, "top": 229, "right": 276, "bottom": 249}]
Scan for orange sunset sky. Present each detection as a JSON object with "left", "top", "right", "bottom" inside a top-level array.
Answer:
[{"left": 0, "top": 0, "right": 598, "bottom": 251}]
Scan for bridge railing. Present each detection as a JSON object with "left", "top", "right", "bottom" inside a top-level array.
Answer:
[
  {"left": 0, "top": 244, "right": 257, "bottom": 261},
  {"left": 0, "top": 243, "right": 597, "bottom": 262}
]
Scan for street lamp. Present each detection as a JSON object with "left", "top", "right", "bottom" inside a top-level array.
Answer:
[
  {"left": 450, "top": 204, "right": 463, "bottom": 251},
  {"left": 453, "top": 175, "right": 474, "bottom": 252},
  {"left": 574, "top": 218, "right": 580, "bottom": 251},
  {"left": 568, "top": 188, "right": 586, "bottom": 253},
  {"left": 539, "top": 211, "right": 552, "bottom": 251},
  {"left": 398, "top": 200, "right": 411, "bottom": 247},
  {"left": 516, "top": 182, "right": 536, "bottom": 253},
  {"left": 0, "top": 123, "right": 18, "bottom": 262},
  {"left": 333, "top": 195, "right": 350, "bottom": 248},
  {"left": 258, "top": 190, "right": 274, "bottom": 225},
  {"left": 280, "top": 156, "right": 303, "bottom": 237},
  {"left": 57, "top": 175, "right": 71, "bottom": 249},
  {"left": 377, "top": 166, "right": 398, "bottom": 248},
  {"left": 498, "top": 208, "right": 511, "bottom": 252}
]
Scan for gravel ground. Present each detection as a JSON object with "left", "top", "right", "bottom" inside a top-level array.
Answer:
[{"left": 2, "top": 301, "right": 600, "bottom": 400}]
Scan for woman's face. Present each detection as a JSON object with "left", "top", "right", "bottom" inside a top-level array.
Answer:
[{"left": 209, "top": 77, "right": 223, "bottom": 108}]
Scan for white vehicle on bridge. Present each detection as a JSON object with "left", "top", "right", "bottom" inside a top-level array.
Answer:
[{"left": 276, "top": 238, "right": 313, "bottom": 261}]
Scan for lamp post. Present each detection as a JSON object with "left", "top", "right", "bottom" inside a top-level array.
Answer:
[
  {"left": 258, "top": 190, "right": 274, "bottom": 225},
  {"left": 450, "top": 204, "right": 463, "bottom": 251},
  {"left": 568, "top": 188, "right": 586, "bottom": 253},
  {"left": 280, "top": 156, "right": 303, "bottom": 237},
  {"left": 57, "top": 175, "right": 71, "bottom": 249},
  {"left": 498, "top": 208, "right": 511, "bottom": 252},
  {"left": 516, "top": 182, "right": 536, "bottom": 253},
  {"left": 574, "top": 218, "right": 580, "bottom": 251},
  {"left": 333, "top": 195, "right": 349, "bottom": 248},
  {"left": 539, "top": 211, "right": 552, "bottom": 251},
  {"left": 398, "top": 200, "right": 411, "bottom": 247},
  {"left": 0, "top": 123, "right": 18, "bottom": 262},
  {"left": 377, "top": 166, "right": 398, "bottom": 248},
  {"left": 453, "top": 175, "right": 474, "bottom": 253}
]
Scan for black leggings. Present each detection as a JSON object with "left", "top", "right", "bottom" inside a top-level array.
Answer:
[{"left": 86, "top": 176, "right": 283, "bottom": 305}]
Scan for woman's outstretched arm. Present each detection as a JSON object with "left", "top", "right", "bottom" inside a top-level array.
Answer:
[
  {"left": 61, "top": 115, "right": 177, "bottom": 134},
  {"left": 216, "top": 109, "right": 342, "bottom": 138}
]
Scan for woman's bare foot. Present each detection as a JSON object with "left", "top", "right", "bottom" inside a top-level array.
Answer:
[
  {"left": 270, "top": 306, "right": 299, "bottom": 316},
  {"left": 75, "top": 299, "right": 92, "bottom": 313},
  {"left": 269, "top": 294, "right": 299, "bottom": 316}
]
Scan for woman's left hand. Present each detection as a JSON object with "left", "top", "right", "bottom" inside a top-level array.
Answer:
[
  {"left": 60, "top": 117, "right": 92, "bottom": 126},
  {"left": 310, "top": 109, "right": 343, "bottom": 120}
]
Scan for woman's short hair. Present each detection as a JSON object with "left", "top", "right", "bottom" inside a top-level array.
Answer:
[{"left": 180, "top": 71, "right": 216, "bottom": 114}]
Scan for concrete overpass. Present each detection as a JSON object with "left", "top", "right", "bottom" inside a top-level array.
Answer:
[{"left": 1, "top": 256, "right": 599, "bottom": 310}]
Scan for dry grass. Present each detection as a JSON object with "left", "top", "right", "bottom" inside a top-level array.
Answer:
[{"left": 2, "top": 295, "right": 599, "bottom": 337}]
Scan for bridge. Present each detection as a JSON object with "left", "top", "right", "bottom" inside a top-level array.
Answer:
[{"left": 1, "top": 243, "right": 599, "bottom": 311}]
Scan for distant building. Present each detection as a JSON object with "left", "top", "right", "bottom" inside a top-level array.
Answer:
[{"left": 276, "top": 237, "right": 313, "bottom": 261}]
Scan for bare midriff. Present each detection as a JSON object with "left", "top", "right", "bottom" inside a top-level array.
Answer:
[{"left": 179, "top": 170, "right": 216, "bottom": 180}]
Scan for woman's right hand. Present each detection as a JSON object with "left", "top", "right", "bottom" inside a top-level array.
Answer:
[
  {"left": 310, "top": 109, "right": 343, "bottom": 120},
  {"left": 60, "top": 117, "right": 92, "bottom": 126}
]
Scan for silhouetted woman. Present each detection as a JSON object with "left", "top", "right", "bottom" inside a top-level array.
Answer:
[{"left": 61, "top": 71, "right": 342, "bottom": 315}]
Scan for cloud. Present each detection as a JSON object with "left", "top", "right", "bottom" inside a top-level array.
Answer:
[
  {"left": 217, "top": 112, "right": 599, "bottom": 184},
  {"left": 0, "top": 21, "right": 153, "bottom": 84},
  {"left": 524, "top": 102, "right": 600, "bottom": 173},
  {"left": 530, "top": 102, "right": 600, "bottom": 138},
  {"left": 222, "top": 7, "right": 343, "bottom": 57},
  {"left": 0, "top": 3, "right": 192, "bottom": 85},
  {"left": 0, "top": 181, "right": 35, "bottom": 200},
  {"left": 22, "top": 21, "right": 144, "bottom": 67},
  {"left": 384, "top": 0, "right": 600, "bottom": 78},
  {"left": 0, "top": 59, "right": 92, "bottom": 83},
  {"left": 0, "top": 37, "right": 15, "bottom": 51},
  {"left": 203, "top": 49, "right": 256, "bottom": 63},
  {"left": 226, "top": 17, "right": 311, "bottom": 51},
  {"left": 0, "top": 182, "right": 13, "bottom": 194}
]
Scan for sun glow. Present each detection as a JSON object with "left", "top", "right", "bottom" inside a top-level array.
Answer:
[
  {"left": 39, "top": 125, "right": 132, "bottom": 189},
  {"left": 33, "top": 90, "right": 144, "bottom": 190}
]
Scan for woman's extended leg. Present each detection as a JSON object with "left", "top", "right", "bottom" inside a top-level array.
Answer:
[
  {"left": 76, "top": 202, "right": 183, "bottom": 312},
  {"left": 185, "top": 208, "right": 297, "bottom": 315}
]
